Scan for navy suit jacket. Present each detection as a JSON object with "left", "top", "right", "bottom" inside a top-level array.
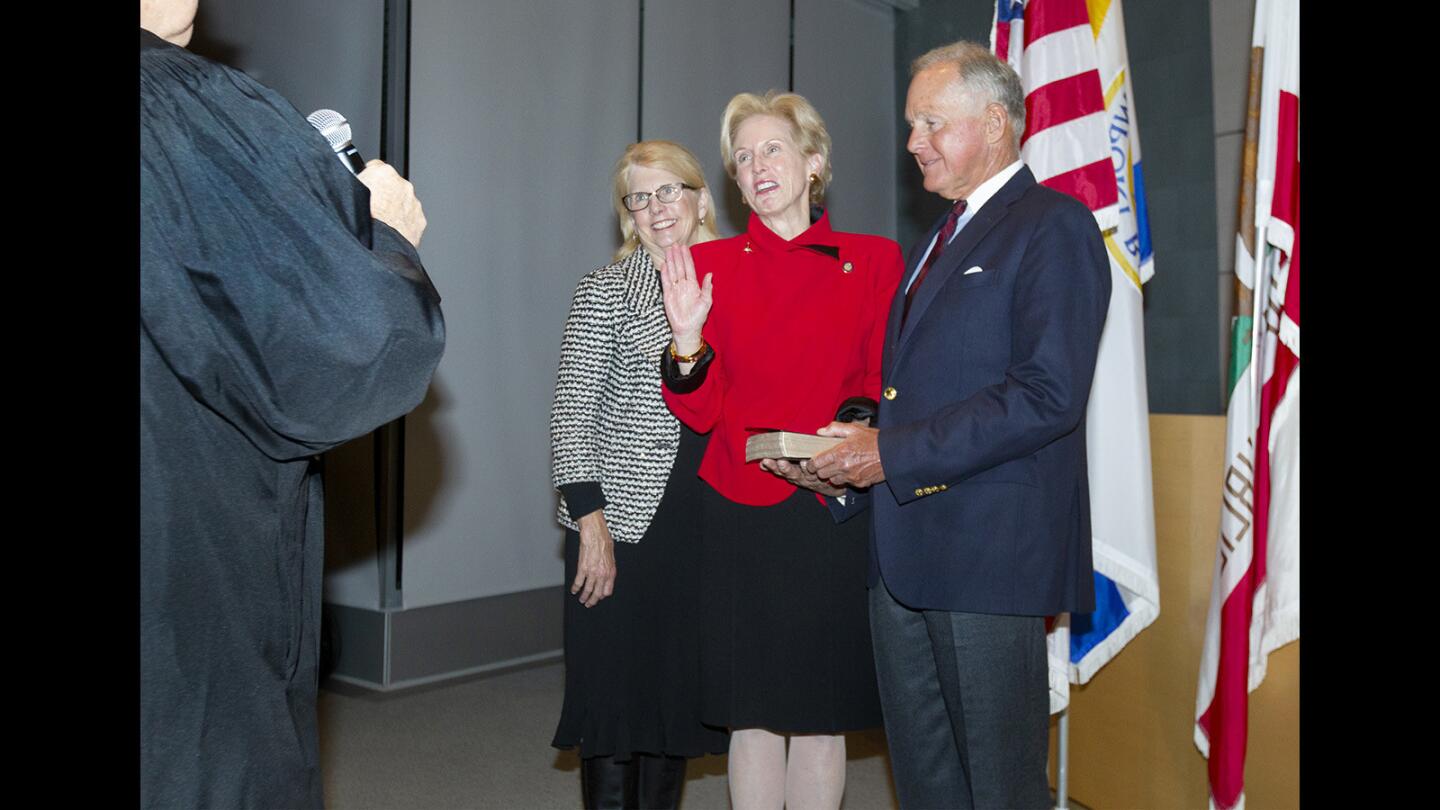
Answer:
[{"left": 842, "top": 166, "right": 1110, "bottom": 617}]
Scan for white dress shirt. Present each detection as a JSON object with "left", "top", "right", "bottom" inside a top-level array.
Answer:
[{"left": 904, "top": 160, "right": 1025, "bottom": 293}]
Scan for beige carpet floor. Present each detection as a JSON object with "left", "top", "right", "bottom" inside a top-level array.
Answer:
[
  {"left": 318, "top": 660, "right": 897, "bottom": 809},
  {"left": 318, "top": 661, "right": 1083, "bottom": 810}
]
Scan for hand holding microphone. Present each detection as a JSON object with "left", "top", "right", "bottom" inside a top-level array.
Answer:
[
  {"left": 308, "top": 109, "right": 428, "bottom": 248},
  {"left": 357, "top": 161, "right": 427, "bottom": 248}
]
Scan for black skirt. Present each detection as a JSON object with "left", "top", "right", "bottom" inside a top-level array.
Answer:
[
  {"left": 697, "top": 483, "right": 883, "bottom": 733},
  {"left": 552, "top": 426, "right": 729, "bottom": 760}
]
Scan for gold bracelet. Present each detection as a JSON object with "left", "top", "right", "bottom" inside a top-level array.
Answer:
[{"left": 669, "top": 336, "right": 708, "bottom": 364}]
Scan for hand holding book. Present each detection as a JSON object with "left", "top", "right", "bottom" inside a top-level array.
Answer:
[
  {"left": 750, "top": 400, "right": 883, "bottom": 496},
  {"left": 750, "top": 431, "right": 848, "bottom": 497},
  {"left": 758, "top": 455, "right": 847, "bottom": 498},
  {"left": 809, "top": 422, "right": 886, "bottom": 489}
]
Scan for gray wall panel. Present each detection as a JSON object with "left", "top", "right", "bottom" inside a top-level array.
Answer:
[
  {"left": 189, "top": 0, "right": 386, "bottom": 160},
  {"left": 393, "top": 0, "right": 641, "bottom": 608},
  {"left": 892, "top": 0, "right": 993, "bottom": 253},
  {"left": 794, "top": 0, "right": 898, "bottom": 240},
  {"left": 1210, "top": 0, "right": 1255, "bottom": 137},
  {"left": 1125, "top": 0, "right": 1221, "bottom": 413},
  {"left": 641, "top": 0, "right": 791, "bottom": 236}
]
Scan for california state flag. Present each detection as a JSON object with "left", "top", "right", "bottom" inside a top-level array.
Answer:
[{"left": 1193, "top": 0, "right": 1300, "bottom": 807}]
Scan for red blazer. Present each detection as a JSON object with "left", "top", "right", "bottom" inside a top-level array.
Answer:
[{"left": 663, "top": 210, "right": 902, "bottom": 506}]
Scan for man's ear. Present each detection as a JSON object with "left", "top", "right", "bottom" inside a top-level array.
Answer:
[{"left": 984, "top": 102, "right": 1009, "bottom": 145}]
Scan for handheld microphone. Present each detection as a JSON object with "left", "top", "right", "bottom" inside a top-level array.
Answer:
[{"left": 306, "top": 109, "right": 366, "bottom": 175}]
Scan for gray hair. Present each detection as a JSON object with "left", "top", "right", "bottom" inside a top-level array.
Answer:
[{"left": 912, "top": 41, "right": 1026, "bottom": 151}]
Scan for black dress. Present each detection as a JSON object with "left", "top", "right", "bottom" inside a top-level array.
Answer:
[
  {"left": 553, "top": 425, "right": 730, "bottom": 759},
  {"left": 696, "top": 485, "right": 883, "bottom": 733}
]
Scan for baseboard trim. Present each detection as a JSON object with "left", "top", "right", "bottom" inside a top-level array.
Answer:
[{"left": 323, "top": 585, "right": 564, "bottom": 691}]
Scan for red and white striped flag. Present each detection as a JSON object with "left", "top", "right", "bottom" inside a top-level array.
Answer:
[
  {"left": 1193, "top": 0, "right": 1300, "bottom": 807},
  {"left": 993, "top": 0, "right": 1119, "bottom": 232},
  {"left": 991, "top": 0, "right": 1160, "bottom": 717}
]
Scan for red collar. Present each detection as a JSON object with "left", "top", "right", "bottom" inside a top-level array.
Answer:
[{"left": 744, "top": 209, "right": 839, "bottom": 258}]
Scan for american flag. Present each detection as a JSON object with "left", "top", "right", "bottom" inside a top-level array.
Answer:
[
  {"left": 993, "top": 0, "right": 1119, "bottom": 232},
  {"left": 991, "top": 0, "right": 1161, "bottom": 716}
]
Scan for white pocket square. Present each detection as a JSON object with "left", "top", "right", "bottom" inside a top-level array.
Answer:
[{"left": 963, "top": 266, "right": 984, "bottom": 275}]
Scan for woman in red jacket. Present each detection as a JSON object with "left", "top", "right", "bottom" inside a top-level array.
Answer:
[{"left": 660, "top": 91, "right": 903, "bottom": 809}]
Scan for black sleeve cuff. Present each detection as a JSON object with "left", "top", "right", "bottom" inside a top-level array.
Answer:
[
  {"left": 659, "top": 342, "right": 716, "bottom": 393},
  {"left": 835, "top": 396, "right": 878, "bottom": 425},
  {"left": 372, "top": 220, "right": 442, "bottom": 303},
  {"left": 559, "top": 482, "right": 607, "bottom": 521}
]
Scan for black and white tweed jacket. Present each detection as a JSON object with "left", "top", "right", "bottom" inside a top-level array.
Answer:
[{"left": 550, "top": 249, "right": 680, "bottom": 544}]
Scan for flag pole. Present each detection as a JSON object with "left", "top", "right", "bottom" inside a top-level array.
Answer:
[
  {"left": 1250, "top": 224, "right": 1268, "bottom": 417},
  {"left": 1056, "top": 707, "right": 1070, "bottom": 809}
]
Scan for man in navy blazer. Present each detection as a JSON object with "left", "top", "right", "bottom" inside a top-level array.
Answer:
[{"left": 765, "top": 40, "right": 1110, "bottom": 808}]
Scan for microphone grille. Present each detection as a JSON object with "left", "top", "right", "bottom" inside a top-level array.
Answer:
[{"left": 305, "top": 109, "right": 352, "bottom": 152}]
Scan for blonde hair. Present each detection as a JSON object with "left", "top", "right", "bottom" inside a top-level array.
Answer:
[
  {"left": 612, "top": 140, "right": 719, "bottom": 261},
  {"left": 719, "top": 91, "right": 832, "bottom": 206}
]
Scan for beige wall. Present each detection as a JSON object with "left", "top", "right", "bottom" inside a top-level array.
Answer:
[{"left": 1048, "top": 414, "right": 1299, "bottom": 808}]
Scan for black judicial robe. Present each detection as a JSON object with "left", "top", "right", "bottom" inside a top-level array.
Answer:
[{"left": 139, "top": 30, "right": 445, "bottom": 808}]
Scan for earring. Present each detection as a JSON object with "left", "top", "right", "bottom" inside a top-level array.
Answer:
[{"left": 808, "top": 172, "right": 820, "bottom": 186}]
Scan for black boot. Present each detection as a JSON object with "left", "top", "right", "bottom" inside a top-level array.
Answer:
[
  {"left": 636, "top": 754, "right": 686, "bottom": 810},
  {"left": 581, "top": 755, "right": 639, "bottom": 809}
]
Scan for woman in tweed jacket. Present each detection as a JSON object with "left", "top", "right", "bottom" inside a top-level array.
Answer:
[{"left": 549, "top": 140, "right": 728, "bottom": 809}]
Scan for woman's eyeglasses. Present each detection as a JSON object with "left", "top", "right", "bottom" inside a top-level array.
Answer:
[{"left": 622, "top": 182, "right": 697, "bottom": 212}]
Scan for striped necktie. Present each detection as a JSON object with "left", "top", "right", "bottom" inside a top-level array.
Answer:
[{"left": 902, "top": 199, "right": 967, "bottom": 327}]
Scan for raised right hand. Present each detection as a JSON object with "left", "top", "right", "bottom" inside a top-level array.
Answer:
[{"left": 659, "top": 242, "right": 713, "bottom": 353}]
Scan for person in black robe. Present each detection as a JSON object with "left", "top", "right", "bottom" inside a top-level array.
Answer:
[{"left": 139, "top": 2, "right": 446, "bottom": 806}]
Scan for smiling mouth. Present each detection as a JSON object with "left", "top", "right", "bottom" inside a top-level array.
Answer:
[
  {"left": 650, "top": 218, "right": 677, "bottom": 231},
  {"left": 754, "top": 180, "right": 779, "bottom": 194}
]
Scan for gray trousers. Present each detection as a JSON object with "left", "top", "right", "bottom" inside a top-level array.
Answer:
[{"left": 869, "top": 579, "right": 1051, "bottom": 810}]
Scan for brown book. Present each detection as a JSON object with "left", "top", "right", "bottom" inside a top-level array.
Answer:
[{"left": 744, "top": 431, "right": 843, "bottom": 463}]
